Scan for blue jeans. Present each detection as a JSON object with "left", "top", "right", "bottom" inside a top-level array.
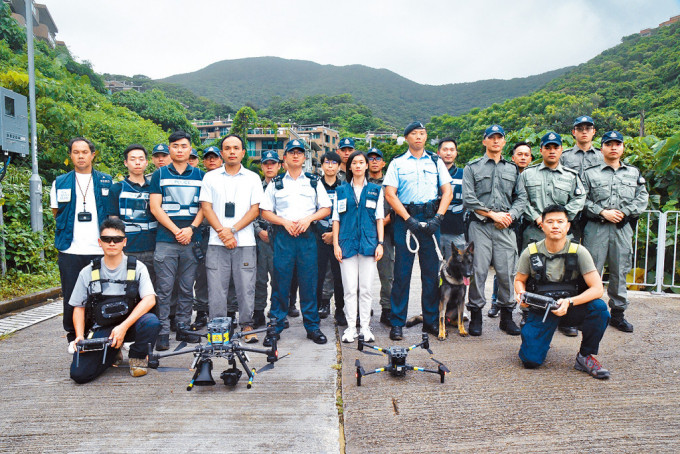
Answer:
[
  {"left": 271, "top": 229, "right": 320, "bottom": 334},
  {"left": 390, "top": 215, "right": 440, "bottom": 328},
  {"left": 70, "top": 313, "right": 161, "bottom": 384},
  {"left": 519, "top": 298, "right": 610, "bottom": 368}
]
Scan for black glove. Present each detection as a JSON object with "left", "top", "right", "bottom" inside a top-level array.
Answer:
[
  {"left": 405, "top": 216, "right": 421, "bottom": 233},
  {"left": 423, "top": 214, "right": 444, "bottom": 235}
]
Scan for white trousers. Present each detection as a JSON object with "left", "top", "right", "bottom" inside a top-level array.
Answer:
[{"left": 339, "top": 254, "right": 376, "bottom": 330}]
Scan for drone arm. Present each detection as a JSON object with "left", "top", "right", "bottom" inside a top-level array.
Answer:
[{"left": 233, "top": 350, "right": 256, "bottom": 389}]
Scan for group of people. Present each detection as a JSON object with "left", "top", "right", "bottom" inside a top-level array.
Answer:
[{"left": 52, "top": 114, "right": 647, "bottom": 383}]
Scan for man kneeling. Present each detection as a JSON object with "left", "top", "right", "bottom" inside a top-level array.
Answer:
[
  {"left": 515, "top": 205, "right": 611, "bottom": 379},
  {"left": 69, "top": 218, "right": 160, "bottom": 383}
]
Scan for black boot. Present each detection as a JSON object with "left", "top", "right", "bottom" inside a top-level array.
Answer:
[
  {"left": 380, "top": 308, "right": 392, "bottom": 327},
  {"left": 468, "top": 307, "right": 482, "bottom": 336},
  {"left": 335, "top": 309, "right": 348, "bottom": 327},
  {"left": 609, "top": 309, "right": 634, "bottom": 333},
  {"left": 253, "top": 310, "right": 266, "bottom": 328},
  {"left": 499, "top": 307, "right": 521, "bottom": 335},
  {"left": 288, "top": 304, "right": 300, "bottom": 318},
  {"left": 487, "top": 302, "right": 500, "bottom": 318},
  {"left": 190, "top": 311, "right": 208, "bottom": 331},
  {"left": 318, "top": 300, "right": 330, "bottom": 319}
]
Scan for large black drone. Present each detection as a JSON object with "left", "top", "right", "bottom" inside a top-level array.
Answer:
[
  {"left": 147, "top": 317, "right": 284, "bottom": 390},
  {"left": 354, "top": 333, "right": 449, "bottom": 386}
]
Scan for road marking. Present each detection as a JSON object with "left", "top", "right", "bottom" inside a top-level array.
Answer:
[{"left": 0, "top": 301, "right": 63, "bottom": 336}]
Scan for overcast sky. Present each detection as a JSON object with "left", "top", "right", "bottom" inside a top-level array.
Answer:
[{"left": 44, "top": 0, "right": 680, "bottom": 86}]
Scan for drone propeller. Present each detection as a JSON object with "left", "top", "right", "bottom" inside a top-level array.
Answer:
[
  {"left": 359, "top": 349, "right": 383, "bottom": 357},
  {"left": 430, "top": 357, "right": 450, "bottom": 373},
  {"left": 174, "top": 341, "right": 188, "bottom": 352},
  {"left": 256, "top": 353, "right": 290, "bottom": 373}
]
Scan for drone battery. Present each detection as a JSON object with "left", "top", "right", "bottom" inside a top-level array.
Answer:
[{"left": 207, "top": 317, "right": 232, "bottom": 345}]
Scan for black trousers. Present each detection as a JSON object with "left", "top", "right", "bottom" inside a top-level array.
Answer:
[
  {"left": 58, "top": 252, "right": 102, "bottom": 343},
  {"left": 316, "top": 239, "right": 344, "bottom": 310}
]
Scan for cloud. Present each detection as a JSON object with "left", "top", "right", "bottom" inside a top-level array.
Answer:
[{"left": 46, "top": 0, "right": 680, "bottom": 85}]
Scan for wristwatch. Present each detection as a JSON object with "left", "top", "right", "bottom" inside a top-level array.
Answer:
[
  {"left": 568, "top": 298, "right": 574, "bottom": 307},
  {"left": 189, "top": 225, "right": 197, "bottom": 232},
  {"left": 230, "top": 227, "right": 237, "bottom": 234},
  {"left": 378, "top": 241, "right": 384, "bottom": 245}
]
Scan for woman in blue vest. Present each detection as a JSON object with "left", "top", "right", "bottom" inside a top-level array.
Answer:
[{"left": 333, "top": 151, "right": 385, "bottom": 343}]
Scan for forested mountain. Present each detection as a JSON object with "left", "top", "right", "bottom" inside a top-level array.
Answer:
[
  {"left": 159, "top": 57, "right": 571, "bottom": 126},
  {"left": 427, "top": 21, "right": 680, "bottom": 164}
]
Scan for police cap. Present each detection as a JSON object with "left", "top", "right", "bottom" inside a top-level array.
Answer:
[
  {"left": 261, "top": 150, "right": 281, "bottom": 163},
  {"left": 540, "top": 131, "right": 562, "bottom": 147},
  {"left": 203, "top": 146, "right": 220, "bottom": 158},
  {"left": 483, "top": 124, "right": 505, "bottom": 139},
  {"left": 404, "top": 121, "right": 426, "bottom": 137},
  {"left": 152, "top": 143, "right": 169, "bottom": 155},
  {"left": 601, "top": 131, "right": 624, "bottom": 144},
  {"left": 338, "top": 137, "right": 355, "bottom": 149}
]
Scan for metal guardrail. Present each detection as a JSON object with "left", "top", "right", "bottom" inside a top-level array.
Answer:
[{"left": 625, "top": 209, "right": 680, "bottom": 293}]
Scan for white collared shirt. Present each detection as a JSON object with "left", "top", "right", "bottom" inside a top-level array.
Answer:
[
  {"left": 260, "top": 171, "right": 331, "bottom": 221},
  {"left": 199, "top": 165, "right": 263, "bottom": 247}
]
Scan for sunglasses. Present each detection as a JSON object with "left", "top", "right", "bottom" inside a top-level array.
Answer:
[
  {"left": 368, "top": 156, "right": 382, "bottom": 162},
  {"left": 100, "top": 236, "right": 126, "bottom": 244}
]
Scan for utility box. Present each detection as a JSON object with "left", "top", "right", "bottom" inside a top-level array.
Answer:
[{"left": 0, "top": 87, "right": 29, "bottom": 156}]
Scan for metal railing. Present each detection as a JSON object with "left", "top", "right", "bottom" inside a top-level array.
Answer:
[{"left": 624, "top": 209, "right": 680, "bottom": 293}]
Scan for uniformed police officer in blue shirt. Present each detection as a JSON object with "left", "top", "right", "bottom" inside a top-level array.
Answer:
[
  {"left": 107, "top": 144, "right": 157, "bottom": 285},
  {"left": 383, "top": 122, "right": 453, "bottom": 340},
  {"left": 260, "top": 139, "right": 333, "bottom": 345}
]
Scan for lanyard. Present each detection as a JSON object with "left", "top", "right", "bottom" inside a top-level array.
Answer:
[{"left": 75, "top": 174, "right": 93, "bottom": 212}]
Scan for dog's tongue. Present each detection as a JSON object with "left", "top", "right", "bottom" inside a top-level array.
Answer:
[{"left": 463, "top": 277, "right": 470, "bottom": 286}]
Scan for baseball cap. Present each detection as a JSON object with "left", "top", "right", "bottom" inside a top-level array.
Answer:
[
  {"left": 285, "top": 139, "right": 305, "bottom": 153},
  {"left": 573, "top": 116, "right": 594, "bottom": 127},
  {"left": 338, "top": 137, "right": 355, "bottom": 149},
  {"left": 367, "top": 147, "right": 383, "bottom": 158},
  {"left": 261, "top": 150, "right": 280, "bottom": 163},
  {"left": 483, "top": 125, "right": 505, "bottom": 139},
  {"left": 152, "top": 144, "right": 169, "bottom": 155},
  {"left": 203, "top": 146, "right": 220, "bottom": 158},
  {"left": 540, "top": 131, "right": 562, "bottom": 147},
  {"left": 601, "top": 131, "right": 624, "bottom": 144}
]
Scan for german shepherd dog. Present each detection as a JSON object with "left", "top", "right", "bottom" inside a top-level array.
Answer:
[{"left": 406, "top": 242, "right": 474, "bottom": 340}]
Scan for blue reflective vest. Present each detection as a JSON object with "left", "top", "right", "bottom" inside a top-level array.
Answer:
[
  {"left": 158, "top": 165, "right": 202, "bottom": 221},
  {"left": 442, "top": 165, "right": 465, "bottom": 235},
  {"left": 335, "top": 182, "right": 380, "bottom": 259},
  {"left": 54, "top": 170, "right": 112, "bottom": 251},
  {"left": 116, "top": 178, "right": 157, "bottom": 253}
]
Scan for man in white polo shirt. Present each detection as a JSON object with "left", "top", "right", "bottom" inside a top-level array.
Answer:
[{"left": 199, "top": 134, "right": 263, "bottom": 343}]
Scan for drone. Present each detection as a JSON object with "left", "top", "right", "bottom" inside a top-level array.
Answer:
[
  {"left": 354, "top": 333, "right": 450, "bottom": 386},
  {"left": 147, "top": 317, "right": 283, "bottom": 390}
]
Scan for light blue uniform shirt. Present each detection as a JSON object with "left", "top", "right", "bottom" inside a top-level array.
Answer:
[{"left": 383, "top": 150, "right": 453, "bottom": 204}]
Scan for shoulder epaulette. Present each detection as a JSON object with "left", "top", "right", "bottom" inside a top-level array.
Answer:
[
  {"left": 393, "top": 150, "right": 409, "bottom": 160},
  {"left": 304, "top": 172, "right": 319, "bottom": 189},
  {"left": 561, "top": 166, "right": 579, "bottom": 175},
  {"left": 467, "top": 156, "right": 484, "bottom": 165},
  {"left": 273, "top": 174, "right": 284, "bottom": 190}
]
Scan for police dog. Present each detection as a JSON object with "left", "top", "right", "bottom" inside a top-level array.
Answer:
[{"left": 406, "top": 242, "right": 474, "bottom": 340}]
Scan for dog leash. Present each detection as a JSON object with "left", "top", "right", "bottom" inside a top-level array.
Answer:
[{"left": 406, "top": 224, "right": 445, "bottom": 269}]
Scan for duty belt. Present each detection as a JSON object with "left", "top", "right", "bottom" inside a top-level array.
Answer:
[{"left": 405, "top": 200, "right": 437, "bottom": 216}]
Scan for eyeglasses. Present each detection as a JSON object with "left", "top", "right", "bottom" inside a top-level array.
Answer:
[
  {"left": 323, "top": 160, "right": 338, "bottom": 165},
  {"left": 100, "top": 236, "right": 126, "bottom": 244},
  {"left": 368, "top": 156, "right": 382, "bottom": 162},
  {"left": 286, "top": 150, "right": 304, "bottom": 156},
  {"left": 574, "top": 126, "right": 594, "bottom": 132}
]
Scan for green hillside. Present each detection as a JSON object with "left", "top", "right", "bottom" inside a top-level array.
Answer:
[
  {"left": 159, "top": 57, "right": 571, "bottom": 126},
  {"left": 427, "top": 22, "right": 680, "bottom": 163}
]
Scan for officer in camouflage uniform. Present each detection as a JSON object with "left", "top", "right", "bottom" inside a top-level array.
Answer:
[
  {"left": 519, "top": 132, "right": 586, "bottom": 337},
  {"left": 463, "top": 125, "right": 528, "bottom": 337},
  {"left": 582, "top": 131, "right": 648, "bottom": 333}
]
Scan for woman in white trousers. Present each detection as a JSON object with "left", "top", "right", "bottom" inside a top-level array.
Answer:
[{"left": 333, "top": 150, "right": 384, "bottom": 343}]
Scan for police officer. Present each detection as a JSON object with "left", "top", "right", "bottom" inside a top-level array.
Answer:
[
  {"left": 383, "top": 122, "right": 453, "bottom": 340},
  {"left": 51, "top": 137, "right": 112, "bottom": 346},
  {"left": 260, "top": 139, "right": 332, "bottom": 345},
  {"left": 582, "top": 131, "right": 649, "bottom": 333},
  {"left": 316, "top": 152, "right": 345, "bottom": 322},
  {"left": 560, "top": 116, "right": 603, "bottom": 176},
  {"left": 515, "top": 205, "right": 610, "bottom": 379},
  {"left": 108, "top": 144, "right": 157, "bottom": 285},
  {"left": 560, "top": 115, "right": 603, "bottom": 242},
  {"left": 253, "top": 150, "right": 282, "bottom": 327},
  {"left": 519, "top": 132, "right": 586, "bottom": 336},
  {"left": 149, "top": 131, "right": 204, "bottom": 350},
  {"left": 488, "top": 141, "right": 535, "bottom": 318},
  {"left": 68, "top": 218, "right": 160, "bottom": 383},
  {"left": 151, "top": 143, "right": 170, "bottom": 169},
  {"left": 188, "top": 147, "right": 200, "bottom": 167},
  {"left": 463, "top": 125, "right": 527, "bottom": 336},
  {"left": 367, "top": 147, "right": 394, "bottom": 326},
  {"left": 437, "top": 137, "right": 466, "bottom": 256},
  {"left": 337, "top": 137, "right": 354, "bottom": 182}
]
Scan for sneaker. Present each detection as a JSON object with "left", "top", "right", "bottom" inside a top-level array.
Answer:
[
  {"left": 243, "top": 326, "right": 258, "bottom": 344},
  {"left": 288, "top": 305, "right": 300, "bottom": 317},
  {"left": 487, "top": 302, "right": 500, "bottom": 318},
  {"left": 342, "top": 327, "right": 358, "bottom": 343},
  {"left": 360, "top": 327, "right": 375, "bottom": 343},
  {"left": 129, "top": 357, "right": 148, "bottom": 377},
  {"left": 574, "top": 354, "right": 610, "bottom": 379}
]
